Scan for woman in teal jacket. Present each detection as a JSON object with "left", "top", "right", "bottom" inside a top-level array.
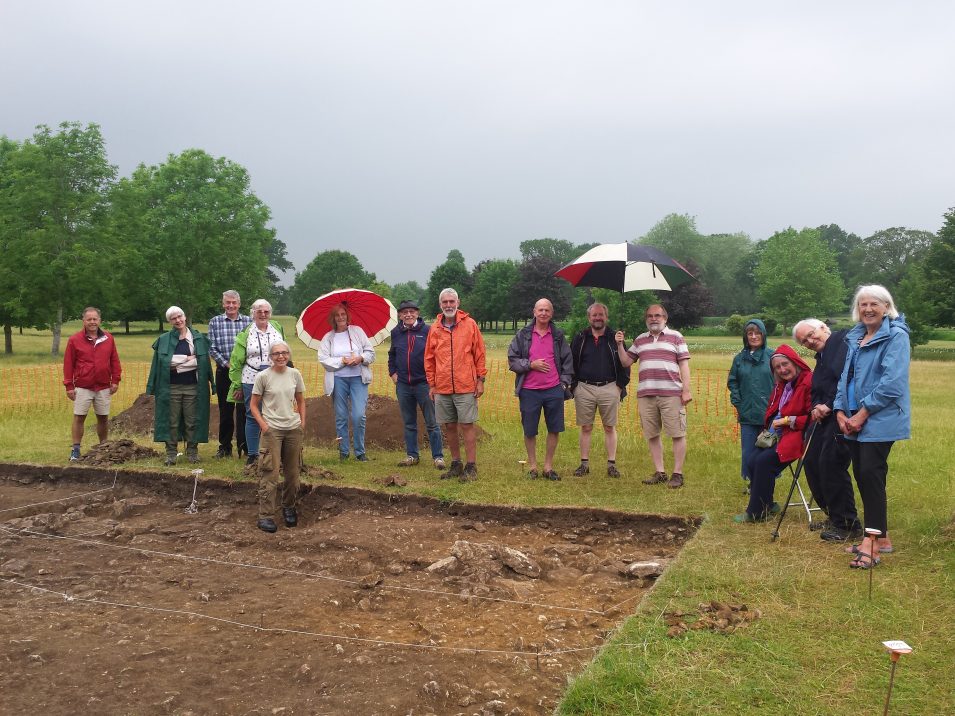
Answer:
[
  {"left": 834, "top": 285, "right": 911, "bottom": 569},
  {"left": 727, "top": 319, "right": 774, "bottom": 492},
  {"left": 147, "top": 306, "right": 214, "bottom": 465}
]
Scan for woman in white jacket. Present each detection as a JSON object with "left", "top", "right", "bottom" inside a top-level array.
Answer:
[{"left": 318, "top": 303, "right": 375, "bottom": 460}]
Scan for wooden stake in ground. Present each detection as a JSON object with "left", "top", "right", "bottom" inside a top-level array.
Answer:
[{"left": 881, "top": 640, "right": 912, "bottom": 716}]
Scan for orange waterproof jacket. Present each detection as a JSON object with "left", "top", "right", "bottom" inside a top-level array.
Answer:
[{"left": 424, "top": 309, "right": 487, "bottom": 395}]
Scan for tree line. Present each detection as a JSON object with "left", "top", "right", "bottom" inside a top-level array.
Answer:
[{"left": 2, "top": 122, "right": 953, "bottom": 354}]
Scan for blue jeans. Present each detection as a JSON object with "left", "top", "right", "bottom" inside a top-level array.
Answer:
[
  {"left": 242, "top": 383, "right": 262, "bottom": 457},
  {"left": 396, "top": 381, "right": 443, "bottom": 460},
  {"left": 739, "top": 424, "right": 761, "bottom": 480},
  {"left": 333, "top": 376, "right": 369, "bottom": 457}
]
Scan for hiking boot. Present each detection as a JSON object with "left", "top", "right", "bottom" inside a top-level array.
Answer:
[
  {"left": 69, "top": 446, "right": 81, "bottom": 462},
  {"left": 246, "top": 455, "right": 257, "bottom": 466},
  {"left": 459, "top": 463, "right": 478, "bottom": 482},
  {"left": 606, "top": 464, "right": 621, "bottom": 478},
  {"left": 257, "top": 518, "right": 278, "bottom": 533},
  {"left": 214, "top": 447, "right": 232, "bottom": 459},
  {"left": 573, "top": 463, "right": 590, "bottom": 477},
  {"left": 440, "top": 460, "right": 464, "bottom": 480},
  {"left": 164, "top": 448, "right": 178, "bottom": 466},
  {"left": 666, "top": 473, "right": 684, "bottom": 489},
  {"left": 642, "top": 471, "right": 668, "bottom": 485},
  {"left": 397, "top": 455, "right": 419, "bottom": 467},
  {"left": 355, "top": 454, "right": 369, "bottom": 462},
  {"left": 543, "top": 469, "right": 560, "bottom": 481},
  {"left": 186, "top": 446, "right": 200, "bottom": 464},
  {"left": 433, "top": 457, "right": 446, "bottom": 470},
  {"left": 282, "top": 507, "right": 298, "bottom": 528}
]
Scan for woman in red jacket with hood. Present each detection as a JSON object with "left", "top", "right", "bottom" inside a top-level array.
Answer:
[{"left": 734, "top": 344, "right": 813, "bottom": 522}]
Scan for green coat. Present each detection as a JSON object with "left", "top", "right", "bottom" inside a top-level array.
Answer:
[
  {"left": 147, "top": 328, "right": 215, "bottom": 443},
  {"left": 726, "top": 318, "right": 774, "bottom": 426}
]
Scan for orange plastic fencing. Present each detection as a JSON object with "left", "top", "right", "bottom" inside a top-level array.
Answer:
[{"left": 1, "top": 361, "right": 740, "bottom": 445}]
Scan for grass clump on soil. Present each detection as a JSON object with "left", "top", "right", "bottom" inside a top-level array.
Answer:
[{"left": 1, "top": 333, "right": 954, "bottom": 714}]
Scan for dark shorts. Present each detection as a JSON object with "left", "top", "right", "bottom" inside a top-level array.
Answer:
[{"left": 519, "top": 385, "right": 566, "bottom": 438}]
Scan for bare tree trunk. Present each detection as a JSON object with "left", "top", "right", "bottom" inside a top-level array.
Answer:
[
  {"left": 3, "top": 323, "right": 11, "bottom": 354},
  {"left": 125, "top": 319, "right": 130, "bottom": 334},
  {"left": 50, "top": 306, "right": 63, "bottom": 356},
  {"left": 158, "top": 318, "right": 164, "bottom": 333}
]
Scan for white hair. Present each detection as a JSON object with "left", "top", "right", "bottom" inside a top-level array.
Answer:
[
  {"left": 165, "top": 305, "right": 184, "bottom": 321},
  {"left": 250, "top": 298, "right": 272, "bottom": 314},
  {"left": 792, "top": 318, "right": 825, "bottom": 341},
  {"left": 269, "top": 340, "right": 291, "bottom": 356},
  {"left": 222, "top": 289, "right": 240, "bottom": 301},
  {"left": 438, "top": 287, "right": 458, "bottom": 302},
  {"left": 851, "top": 284, "right": 899, "bottom": 322}
]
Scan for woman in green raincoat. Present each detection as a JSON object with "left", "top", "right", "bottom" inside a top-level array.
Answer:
[{"left": 147, "top": 306, "right": 215, "bottom": 465}]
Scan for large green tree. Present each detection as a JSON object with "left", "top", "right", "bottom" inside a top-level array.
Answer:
[
  {"left": 754, "top": 227, "right": 845, "bottom": 326},
  {"left": 425, "top": 250, "right": 472, "bottom": 314},
  {"left": 468, "top": 259, "right": 519, "bottom": 325},
  {"left": 2, "top": 122, "right": 117, "bottom": 354},
  {"left": 817, "top": 223, "right": 862, "bottom": 290},
  {"left": 922, "top": 207, "right": 955, "bottom": 326},
  {"left": 108, "top": 149, "right": 278, "bottom": 325},
  {"left": 0, "top": 136, "right": 24, "bottom": 353},
  {"left": 851, "top": 227, "right": 936, "bottom": 290},
  {"left": 288, "top": 249, "right": 376, "bottom": 313}
]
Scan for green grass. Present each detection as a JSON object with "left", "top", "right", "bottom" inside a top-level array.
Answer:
[{"left": 1, "top": 330, "right": 953, "bottom": 715}]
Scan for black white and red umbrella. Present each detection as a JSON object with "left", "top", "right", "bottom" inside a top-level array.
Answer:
[
  {"left": 296, "top": 288, "right": 398, "bottom": 349},
  {"left": 555, "top": 243, "right": 696, "bottom": 292}
]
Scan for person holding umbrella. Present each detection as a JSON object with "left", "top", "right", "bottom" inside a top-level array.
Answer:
[
  {"left": 318, "top": 302, "right": 376, "bottom": 461},
  {"left": 388, "top": 299, "right": 445, "bottom": 469}
]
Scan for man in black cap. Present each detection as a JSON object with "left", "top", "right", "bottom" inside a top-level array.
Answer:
[{"left": 388, "top": 299, "right": 445, "bottom": 469}]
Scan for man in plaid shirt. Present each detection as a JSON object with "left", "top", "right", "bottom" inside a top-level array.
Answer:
[{"left": 208, "top": 290, "right": 252, "bottom": 458}]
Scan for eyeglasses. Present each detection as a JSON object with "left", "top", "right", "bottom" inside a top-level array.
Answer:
[
  {"left": 271, "top": 351, "right": 290, "bottom": 357},
  {"left": 646, "top": 313, "right": 665, "bottom": 318}
]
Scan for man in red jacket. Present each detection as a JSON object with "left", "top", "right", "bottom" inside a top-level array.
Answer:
[{"left": 63, "top": 307, "right": 123, "bottom": 461}]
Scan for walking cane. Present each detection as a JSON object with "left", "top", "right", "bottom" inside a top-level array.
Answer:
[{"left": 770, "top": 421, "right": 818, "bottom": 542}]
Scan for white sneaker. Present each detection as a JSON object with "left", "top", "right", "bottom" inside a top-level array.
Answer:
[{"left": 433, "top": 457, "right": 446, "bottom": 470}]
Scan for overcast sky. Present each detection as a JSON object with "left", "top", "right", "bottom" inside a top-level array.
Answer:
[{"left": 4, "top": 1, "right": 954, "bottom": 285}]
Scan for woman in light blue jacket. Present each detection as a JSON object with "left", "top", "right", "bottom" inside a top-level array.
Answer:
[{"left": 834, "top": 285, "right": 911, "bottom": 570}]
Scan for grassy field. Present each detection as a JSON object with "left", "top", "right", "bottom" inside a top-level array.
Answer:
[{"left": 1, "top": 319, "right": 953, "bottom": 715}]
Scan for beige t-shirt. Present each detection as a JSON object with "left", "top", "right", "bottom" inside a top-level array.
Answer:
[{"left": 252, "top": 367, "right": 306, "bottom": 430}]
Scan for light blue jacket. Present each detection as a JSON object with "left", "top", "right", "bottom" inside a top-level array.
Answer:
[{"left": 833, "top": 315, "right": 911, "bottom": 442}]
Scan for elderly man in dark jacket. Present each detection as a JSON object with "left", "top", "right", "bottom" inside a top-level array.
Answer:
[
  {"left": 389, "top": 300, "right": 445, "bottom": 469},
  {"left": 508, "top": 298, "right": 574, "bottom": 480},
  {"left": 793, "top": 318, "right": 861, "bottom": 541}
]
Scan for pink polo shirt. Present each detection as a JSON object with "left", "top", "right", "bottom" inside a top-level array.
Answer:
[{"left": 523, "top": 326, "right": 560, "bottom": 390}]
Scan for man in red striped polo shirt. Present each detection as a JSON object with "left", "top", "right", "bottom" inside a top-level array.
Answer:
[{"left": 615, "top": 304, "right": 692, "bottom": 489}]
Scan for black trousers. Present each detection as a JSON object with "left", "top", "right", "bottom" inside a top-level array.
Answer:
[
  {"left": 803, "top": 417, "right": 859, "bottom": 530},
  {"left": 215, "top": 364, "right": 247, "bottom": 453},
  {"left": 847, "top": 440, "right": 894, "bottom": 537}
]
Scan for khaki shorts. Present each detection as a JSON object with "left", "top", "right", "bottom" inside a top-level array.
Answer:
[
  {"left": 639, "top": 395, "right": 686, "bottom": 439},
  {"left": 73, "top": 387, "right": 111, "bottom": 416},
  {"left": 574, "top": 382, "right": 620, "bottom": 427},
  {"left": 435, "top": 393, "right": 479, "bottom": 424}
]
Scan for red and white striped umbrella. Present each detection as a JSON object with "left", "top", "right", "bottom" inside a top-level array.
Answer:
[{"left": 296, "top": 288, "right": 398, "bottom": 349}]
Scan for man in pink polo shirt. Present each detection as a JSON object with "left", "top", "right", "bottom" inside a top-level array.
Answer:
[
  {"left": 615, "top": 304, "right": 692, "bottom": 488},
  {"left": 507, "top": 298, "right": 574, "bottom": 480}
]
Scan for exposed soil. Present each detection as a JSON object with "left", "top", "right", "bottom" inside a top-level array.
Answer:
[
  {"left": 111, "top": 394, "right": 487, "bottom": 450},
  {"left": 0, "top": 464, "right": 698, "bottom": 716}
]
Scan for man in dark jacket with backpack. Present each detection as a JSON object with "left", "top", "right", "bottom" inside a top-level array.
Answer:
[
  {"left": 569, "top": 303, "right": 630, "bottom": 478},
  {"left": 389, "top": 300, "right": 445, "bottom": 469}
]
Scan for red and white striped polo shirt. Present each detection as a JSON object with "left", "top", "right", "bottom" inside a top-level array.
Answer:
[{"left": 627, "top": 327, "right": 690, "bottom": 398}]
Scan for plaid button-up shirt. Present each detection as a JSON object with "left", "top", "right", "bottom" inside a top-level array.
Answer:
[{"left": 207, "top": 313, "right": 253, "bottom": 368}]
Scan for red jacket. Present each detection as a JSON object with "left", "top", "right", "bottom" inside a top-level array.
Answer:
[
  {"left": 763, "top": 344, "right": 812, "bottom": 463},
  {"left": 63, "top": 330, "right": 122, "bottom": 392}
]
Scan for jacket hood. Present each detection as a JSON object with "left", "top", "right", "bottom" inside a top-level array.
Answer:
[
  {"left": 847, "top": 313, "right": 911, "bottom": 343},
  {"left": 742, "top": 318, "right": 767, "bottom": 350},
  {"left": 891, "top": 314, "right": 910, "bottom": 335},
  {"left": 771, "top": 343, "right": 812, "bottom": 377}
]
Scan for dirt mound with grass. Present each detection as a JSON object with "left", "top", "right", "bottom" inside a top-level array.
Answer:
[
  {"left": 111, "top": 393, "right": 487, "bottom": 449},
  {"left": 78, "top": 439, "right": 160, "bottom": 466}
]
